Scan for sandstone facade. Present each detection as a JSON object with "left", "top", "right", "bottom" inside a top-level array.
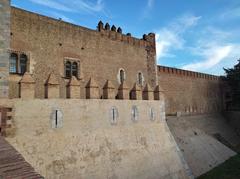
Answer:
[
  {"left": 0, "top": 0, "right": 10, "bottom": 98},
  {"left": 5, "top": 7, "right": 223, "bottom": 115},
  {"left": 9, "top": 7, "right": 156, "bottom": 100},
  {"left": 5, "top": 99, "right": 192, "bottom": 179},
  {"left": 0, "top": 2, "right": 232, "bottom": 179},
  {"left": 158, "top": 66, "right": 222, "bottom": 115}
]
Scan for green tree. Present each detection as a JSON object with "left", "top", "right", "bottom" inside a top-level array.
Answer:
[{"left": 224, "top": 59, "right": 240, "bottom": 110}]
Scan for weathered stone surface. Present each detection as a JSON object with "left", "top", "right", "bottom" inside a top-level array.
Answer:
[
  {"left": 68, "top": 76, "right": 80, "bottom": 86},
  {"left": 143, "top": 83, "right": 154, "bottom": 100},
  {"left": 20, "top": 72, "right": 35, "bottom": 83},
  {"left": 0, "top": 4, "right": 228, "bottom": 179},
  {"left": 167, "top": 114, "right": 239, "bottom": 177},
  {"left": 67, "top": 76, "right": 81, "bottom": 99},
  {"left": 154, "top": 85, "right": 164, "bottom": 100},
  {"left": 7, "top": 6, "right": 224, "bottom": 116},
  {"left": 86, "top": 78, "right": 99, "bottom": 99},
  {"left": 0, "top": 0, "right": 10, "bottom": 98},
  {"left": 9, "top": 7, "right": 154, "bottom": 99},
  {"left": 5, "top": 99, "right": 191, "bottom": 179},
  {"left": 118, "top": 81, "right": 129, "bottom": 99},
  {"left": 46, "top": 73, "right": 59, "bottom": 85},
  {"left": 20, "top": 73, "right": 35, "bottom": 99},
  {"left": 103, "top": 80, "right": 115, "bottom": 99},
  {"left": 145, "top": 33, "right": 158, "bottom": 87},
  {"left": 158, "top": 66, "right": 222, "bottom": 115},
  {"left": 131, "top": 83, "right": 142, "bottom": 100},
  {"left": 45, "top": 73, "right": 60, "bottom": 98}
]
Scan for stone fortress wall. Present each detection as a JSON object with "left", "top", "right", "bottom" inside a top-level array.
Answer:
[
  {"left": 9, "top": 7, "right": 157, "bottom": 99},
  {"left": 9, "top": 7, "right": 223, "bottom": 116},
  {"left": 2, "top": 99, "right": 191, "bottom": 179},
  {"left": 158, "top": 65, "right": 222, "bottom": 115},
  {"left": 0, "top": 3, "right": 231, "bottom": 178}
]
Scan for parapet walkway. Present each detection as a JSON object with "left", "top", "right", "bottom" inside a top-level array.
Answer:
[
  {"left": 0, "top": 136, "right": 43, "bottom": 178},
  {"left": 166, "top": 114, "right": 240, "bottom": 177}
]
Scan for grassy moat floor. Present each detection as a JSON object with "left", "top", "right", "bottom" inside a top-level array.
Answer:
[{"left": 197, "top": 154, "right": 240, "bottom": 179}]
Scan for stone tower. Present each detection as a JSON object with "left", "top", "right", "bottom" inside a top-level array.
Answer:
[
  {"left": 0, "top": 0, "right": 10, "bottom": 98},
  {"left": 145, "top": 33, "right": 158, "bottom": 87}
]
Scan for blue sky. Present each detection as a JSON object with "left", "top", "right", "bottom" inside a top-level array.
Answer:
[{"left": 11, "top": 0, "right": 240, "bottom": 75}]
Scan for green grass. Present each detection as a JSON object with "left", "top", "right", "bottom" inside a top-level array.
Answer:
[{"left": 197, "top": 154, "right": 240, "bottom": 179}]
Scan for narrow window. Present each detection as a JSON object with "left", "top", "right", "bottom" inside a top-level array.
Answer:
[
  {"left": 110, "top": 107, "right": 118, "bottom": 124},
  {"left": 138, "top": 72, "right": 143, "bottom": 86},
  {"left": 51, "top": 109, "right": 63, "bottom": 129},
  {"left": 9, "top": 53, "right": 17, "bottom": 73},
  {"left": 55, "top": 110, "right": 58, "bottom": 127},
  {"left": 112, "top": 108, "right": 115, "bottom": 121},
  {"left": 131, "top": 105, "right": 138, "bottom": 121},
  {"left": 149, "top": 108, "right": 155, "bottom": 121},
  {"left": 72, "top": 62, "right": 78, "bottom": 78},
  {"left": 120, "top": 69, "right": 125, "bottom": 84},
  {"left": 19, "top": 54, "right": 27, "bottom": 74},
  {"left": 65, "top": 61, "right": 71, "bottom": 78}
]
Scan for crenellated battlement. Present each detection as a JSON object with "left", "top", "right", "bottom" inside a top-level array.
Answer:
[
  {"left": 11, "top": 7, "right": 155, "bottom": 49},
  {"left": 96, "top": 20, "right": 155, "bottom": 48},
  {"left": 158, "top": 65, "right": 219, "bottom": 81}
]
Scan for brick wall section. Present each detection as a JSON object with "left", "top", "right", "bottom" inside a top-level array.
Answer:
[
  {"left": 0, "top": 0, "right": 10, "bottom": 98},
  {"left": 158, "top": 65, "right": 222, "bottom": 115},
  {"left": 10, "top": 7, "right": 156, "bottom": 99},
  {"left": 145, "top": 33, "right": 158, "bottom": 87},
  {"left": 0, "top": 136, "right": 43, "bottom": 178}
]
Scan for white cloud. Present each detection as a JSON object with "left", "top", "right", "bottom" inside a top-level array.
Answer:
[
  {"left": 49, "top": 12, "right": 76, "bottom": 24},
  {"left": 155, "top": 14, "right": 201, "bottom": 61},
  {"left": 29, "top": 0, "right": 72, "bottom": 12},
  {"left": 141, "top": 0, "right": 155, "bottom": 19},
  {"left": 181, "top": 25, "right": 240, "bottom": 74},
  {"left": 220, "top": 7, "right": 240, "bottom": 20},
  {"left": 156, "top": 29, "right": 184, "bottom": 59},
  {"left": 156, "top": 12, "right": 240, "bottom": 75},
  {"left": 182, "top": 45, "right": 233, "bottom": 71},
  {"left": 152, "top": 3, "right": 240, "bottom": 75},
  {"left": 171, "top": 14, "right": 201, "bottom": 32},
  {"left": 71, "top": 0, "right": 104, "bottom": 13},
  {"left": 29, "top": 0, "right": 105, "bottom": 14}
]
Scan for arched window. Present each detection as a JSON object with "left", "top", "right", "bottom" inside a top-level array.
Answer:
[
  {"left": 119, "top": 69, "right": 125, "bottom": 84},
  {"left": 65, "top": 61, "right": 72, "bottom": 78},
  {"left": 19, "top": 54, "right": 27, "bottom": 74},
  {"left": 9, "top": 53, "right": 17, "bottom": 73},
  {"left": 138, "top": 72, "right": 143, "bottom": 86},
  {"left": 72, "top": 62, "right": 78, "bottom": 78}
]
